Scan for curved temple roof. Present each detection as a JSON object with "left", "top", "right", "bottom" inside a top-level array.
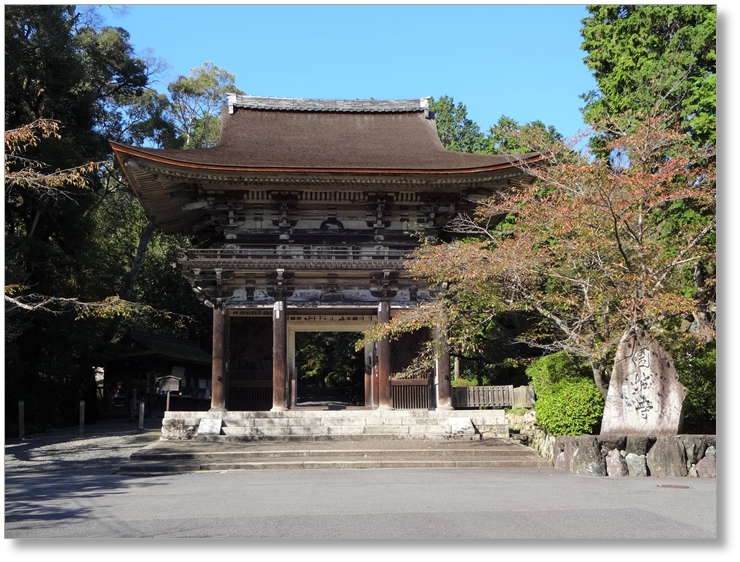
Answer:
[
  {"left": 111, "top": 96, "right": 540, "bottom": 236},
  {"left": 111, "top": 95, "right": 539, "bottom": 174}
]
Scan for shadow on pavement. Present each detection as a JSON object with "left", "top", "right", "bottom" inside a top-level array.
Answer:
[{"left": 5, "top": 469, "right": 172, "bottom": 528}]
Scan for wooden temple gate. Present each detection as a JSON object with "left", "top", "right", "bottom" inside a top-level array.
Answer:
[
  {"left": 111, "top": 95, "right": 537, "bottom": 414},
  {"left": 217, "top": 308, "right": 442, "bottom": 411}
]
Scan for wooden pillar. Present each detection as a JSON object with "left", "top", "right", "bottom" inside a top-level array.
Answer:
[
  {"left": 210, "top": 306, "right": 227, "bottom": 411},
  {"left": 271, "top": 299, "right": 288, "bottom": 411},
  {"left": 377, "top": 300, "right": 393, "bottom": 410},
  {"left": 435, "top": 325, "right": 453, "bottom": 410}
]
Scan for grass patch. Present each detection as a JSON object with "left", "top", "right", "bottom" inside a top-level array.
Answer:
[{"left": 505, "top": 407, "right": 527, "bottom": 416}]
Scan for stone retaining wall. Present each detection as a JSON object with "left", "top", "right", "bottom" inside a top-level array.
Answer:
[{"left": 505, "top": 411, "right": 716, "bottom": 478}]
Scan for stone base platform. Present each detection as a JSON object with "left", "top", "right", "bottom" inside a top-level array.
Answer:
[{"left": 161, "top": 409, "right": 509, "bottom": 441}]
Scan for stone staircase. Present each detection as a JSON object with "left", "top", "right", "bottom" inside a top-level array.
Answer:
[
  {"left": 161, "top": 409, "right": 510, "bottom": 441},
  {"left": 117, "top": 409, "right": 550, "bottom": 473},
  {"left": 119, "top": 437, "right": 551, "bottom": 473}
]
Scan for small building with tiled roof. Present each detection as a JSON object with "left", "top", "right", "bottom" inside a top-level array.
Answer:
[{"left": 104, "top": 331, "right": 212, "bottom": 415}]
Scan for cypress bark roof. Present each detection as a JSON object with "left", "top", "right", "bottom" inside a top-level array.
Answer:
[{"left": 113, "top": 96, "right": 538, "bottom": 173}]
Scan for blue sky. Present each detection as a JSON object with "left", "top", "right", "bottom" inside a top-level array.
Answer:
[{"left": 103, "top": 3, "right": 597, "bottom": 141}]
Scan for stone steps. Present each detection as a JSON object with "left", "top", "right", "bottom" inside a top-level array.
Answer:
[
  {"left": 161, "top": 409, "right": 510, "bottom": 441},
  {"left": 219, "top": 425, "right": 452, "bottom": 439},
  {"left": 118, "top": 409, "right": 554, "bottom": 473},
  {"left": 130, "top": 445, "right": 535, "bottom": 462},
  {"left": 120, "top": 459, "right": 549, "bottom": 472},
  {"left": 120, "top": 439, "right": 551, "bottom": 473}
]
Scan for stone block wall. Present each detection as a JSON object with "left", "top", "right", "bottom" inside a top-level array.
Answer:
[
  {"left": 506, "top": 411, "right": 716, "bottom": 478},
  {"left": 554, "top": 434, "right": 716, "bottom": 478}
]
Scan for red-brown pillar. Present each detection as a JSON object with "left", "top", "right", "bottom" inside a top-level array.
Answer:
[
  {"left": 271, "top": 299, "right": 288, "bottom": 411},
  {"left": 377, "top": 300, "right": 393, "bottom": 410},
  {"left": 210, "top": 306, "right": 227, "bottom": 411},
  {"left": 435, "top": 325, "right": 453, "bottom": 410}
]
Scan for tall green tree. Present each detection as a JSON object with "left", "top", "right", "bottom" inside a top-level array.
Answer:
[
  {"left": 580, "top": 4, "right": 716, "bottom": 146},
  {"left": 168, "top": 62, "right": 244, "bottom": 149},
  {"left": 3, "top": 6, "right": 208, "bottom": 435},
  {"left": 430, "top": 96, "right": 563, "bottom": 157},
  {"left": 487, "top": 116, "right": 563, "bottom": 154},
  {"left": 581, "top": 4, "right": 716, "bottom": 361},
  {"left": 429, "top": 95, "right": 488, "bottom": 153},
  {"left": 5, "top": 5, "right": 159, "bottom": 324}
]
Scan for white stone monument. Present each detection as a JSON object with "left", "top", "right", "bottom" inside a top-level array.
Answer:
[{"left": 600, "top": 328, "right": 687, "bottom": 435}]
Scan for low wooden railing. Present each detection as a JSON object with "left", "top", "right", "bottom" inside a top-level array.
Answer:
[
  {"left": 181, "top": 246, "right": 411, "bottom": 262},
  {"left": 451, "top": 385, "right": 513, "bottom": 409},
  {"left": 391, "top": 379, "right": 429, "bottom": 410}
]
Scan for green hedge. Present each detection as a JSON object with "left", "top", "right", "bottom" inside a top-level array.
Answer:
[
  {"left": 535, "top": 377, "right": 604, "bottom": 436},
  {"left": 525, "top": 351, "right": 590, "bottom": 397},
  {"left": 526, "top": 351, "right": 603, "bottom": 436}
]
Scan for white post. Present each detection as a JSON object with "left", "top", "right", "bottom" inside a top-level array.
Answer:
[{"left": 138, "top": 401, "right": 145, "bottom": 430}]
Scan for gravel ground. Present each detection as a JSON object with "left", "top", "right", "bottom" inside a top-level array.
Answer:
[{"left": 4, "top": 418, "right": 163, "bottom": 473}]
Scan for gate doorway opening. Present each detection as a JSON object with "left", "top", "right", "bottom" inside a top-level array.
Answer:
[
  {"left": 287, "top": 313, "right": 376, "bottom": 410},
  {"left": 294, "top": 332, "right": 365, "bottom": 407}
]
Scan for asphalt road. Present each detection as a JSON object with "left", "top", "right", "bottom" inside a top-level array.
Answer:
[{"left": 5, "top": 464, "right": 716, "bottom": 539}]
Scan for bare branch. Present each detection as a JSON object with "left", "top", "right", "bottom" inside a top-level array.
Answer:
[
  {"left": 442, "top": 212, "right": 496, "bottom": 240},
  {"left": 651, "top": 217, "right": 716, "bottom": 292},
  {"left": 4, "top": 293, "right": 192, "bottom": 321}
]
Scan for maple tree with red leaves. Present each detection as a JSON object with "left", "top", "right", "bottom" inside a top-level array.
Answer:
[{"left": 364, "top": 113, "right": 715, "bottom": 398}]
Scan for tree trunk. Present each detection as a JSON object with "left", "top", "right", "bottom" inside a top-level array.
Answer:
[
  {"left": 104, "top": 221, "right": 156, "bottom": 342},
  {"left": 692, "top": 262, "right": 715, "bottom": 342},
  {"left": 590, "top": 359, "right": 610, "bottom": 400},
  {"left": 28, "top": 207, "right": 42, "bottom": 238},
  {"left": 121, "top": 221, "right": 156, "bottom": 301}
]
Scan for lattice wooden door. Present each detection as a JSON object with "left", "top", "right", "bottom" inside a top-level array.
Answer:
[{"left": 227, "top": 316, "right": 273, "bottom": 411}]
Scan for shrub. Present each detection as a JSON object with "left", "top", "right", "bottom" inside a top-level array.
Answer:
[
  {"left": 534, "top": 377, "right": 604, "bottom": 436},
  {"left": 665, "top": 336, "right": 716, "bottom": 434},
  {"left": 525, "top": 351, "right": 591, "bottom": 397}
]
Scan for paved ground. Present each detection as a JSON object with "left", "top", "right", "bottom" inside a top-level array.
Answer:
[
  {"left": 4, "top": 417, "right": 163, "bottom": 473},
  {"left": 4, "top": 418, "right": 720, "bottom": 542},
  {"left": 5, "top": 463, "right": 718, "bottom": 540}
]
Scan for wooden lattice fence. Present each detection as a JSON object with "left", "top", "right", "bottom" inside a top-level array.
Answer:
[{"left": 451, "top": 385, "right": 513, "bottom": 409}]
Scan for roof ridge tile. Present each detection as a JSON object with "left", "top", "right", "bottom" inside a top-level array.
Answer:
[{"left": 228, "top": 94, "right": 430, "bottom": 114}]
